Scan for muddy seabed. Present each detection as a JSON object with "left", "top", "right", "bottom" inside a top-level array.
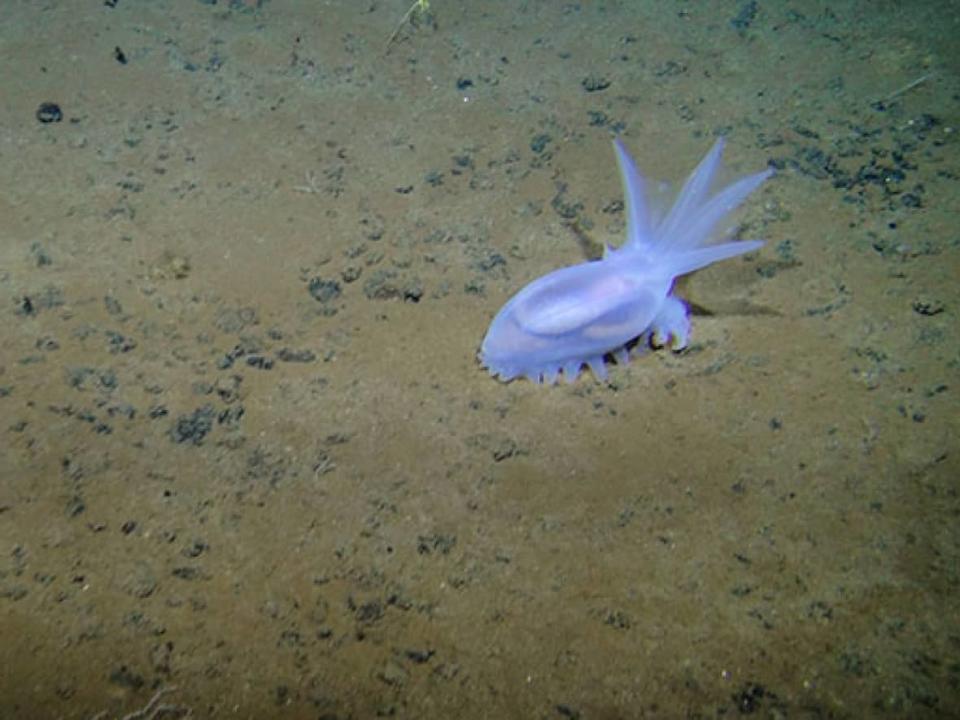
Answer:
[{"left": 1, "top": 1, "right": 958, "bottom": 718}]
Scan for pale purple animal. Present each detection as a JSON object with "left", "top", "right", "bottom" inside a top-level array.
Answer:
[{"left": 479, "top": 137, "right": 772, "bottom": 384}]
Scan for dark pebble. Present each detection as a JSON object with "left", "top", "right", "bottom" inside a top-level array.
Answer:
[
  {"left": 245, "top": 355, "right": 274, "bottom": 370},
  {"left": 108, "top": 666, "right": 145, "bottom": 690},
  {"left": 170, "top": 405, "right": 215, "bottom": 445},
  {"left": 36, "top": 102, "right": 63, "bottom": 123},
  {"left": 912, "top": 299, "right": 944, "bottom": 316},
  {"left": 581, "top": 75, "right": 611, "bottom": 92},
  {"left": 276, "top": 348, "right": 316, "bottom": 363},
  {"left": 404, "top": 648, "right": 435, "bottom": 663},
  {"left": 530, "top": 133, "right": 552, "bottom": 154},
  {"left": 308, "top": 277, "right": 342, "bottom": 304},
  {"left": 734, "top": 683, "right": 767, "bottom": 713},
  {"left": 730, "top": 0, "right": 758, "bottom": 29},
  {"left": 363, "top": 269, "right": 422, "bottom": 302},
  {"left": 217, "top": 405, "right": 244, "bottom": 428},
  {"left": 172, "top": 566, "right": 202, "bottom": 580}
]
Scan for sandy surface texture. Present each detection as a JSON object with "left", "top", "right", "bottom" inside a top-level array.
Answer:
[{"left": 1, "top": 1, "right": 958, "bottom": 717}]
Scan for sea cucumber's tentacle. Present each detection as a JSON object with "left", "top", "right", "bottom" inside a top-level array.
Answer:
[{"left": 650, "top": 295, "right": 691, "bottom": 349}]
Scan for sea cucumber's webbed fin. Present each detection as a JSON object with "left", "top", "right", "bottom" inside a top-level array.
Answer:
[
  {"left": 670, "top": 168, "right": 774, "bottom": 252},
  {"left": 654, "top": 138, "right": 725, "bottom": 249}
]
